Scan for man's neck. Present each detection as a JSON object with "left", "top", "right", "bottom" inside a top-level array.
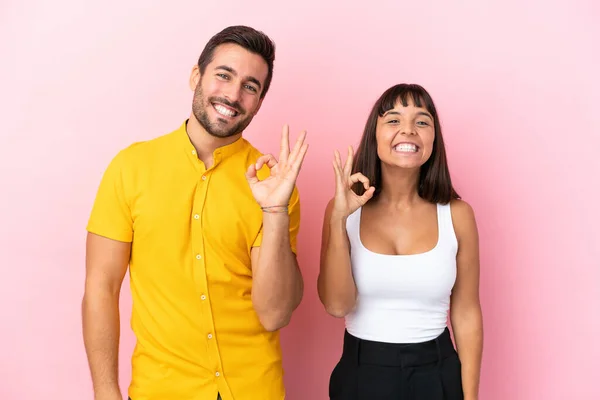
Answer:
[{"left": 186, "top": 115, "right": 242, "bottom": 168}]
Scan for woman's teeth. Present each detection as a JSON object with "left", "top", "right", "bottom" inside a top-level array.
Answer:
[{"left": 394, "top": 143, "right": 418, "bottom": 152}]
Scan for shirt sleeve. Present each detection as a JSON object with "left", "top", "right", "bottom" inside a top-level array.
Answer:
[
  {"left": 252, "top": 185, "right": 301, "bottom": 254},
  {"left": 86, "top": 149, "right": 134, "bottom": 243}
]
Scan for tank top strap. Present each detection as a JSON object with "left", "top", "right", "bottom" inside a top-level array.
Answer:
[
  {"left": 345, "top": 207, "right": 362, "bottom": 248},
  {"left": 437, "top": 202, "right": 458, "bottom": 250}
]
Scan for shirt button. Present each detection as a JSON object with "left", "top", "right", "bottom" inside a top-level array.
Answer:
[
  {"left": 202, "top": 175, "right": 207, "bottom": 180},
  {"left": 196, "top": 254, "right": 201, "bottom": 260},
  {"left": 191, "top": 150, "right": 196, "bottom": 155},
  {"left": 215, "top": 372, "right": 220, "bottom": 377},
  {"left": 193, "top": 214, "right": 199, "bottom": 220},
  {"left": 201, "top": 295, "right": 206, "bottom": 300},
  {"left": 208, "top": 333, "right": 213, "bottom": 339}
]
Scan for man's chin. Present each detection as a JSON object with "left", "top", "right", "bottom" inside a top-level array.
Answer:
[
  {"left": 206, "top": 126, "right": 239, "bottom": 139},
  {"left": 210, "top": 132, "right": 237, "bottom": 139},
  {"left": 198, "top": 117, "right": 236, "bottom": 138},
  {"left": 197, "top": 111, "right": 252, "bottom": 139}
]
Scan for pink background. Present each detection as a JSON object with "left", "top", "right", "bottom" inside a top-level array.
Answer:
[{"left": 2, "top": 0, "right": 599, "bottom": 399}]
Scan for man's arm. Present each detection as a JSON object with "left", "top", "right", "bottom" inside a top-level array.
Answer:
[
  {"left": 250, "top": 210, "right": 303, "bottom": 332},
  {"left": 82, "top": 232, "right": 130, "bottom": 400},
  {"left": 245, "top": 125, "right": 307, "bottom": 332}
]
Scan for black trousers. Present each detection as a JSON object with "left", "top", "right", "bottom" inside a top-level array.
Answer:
[{"left": 329, "top": 328, "right": 464, "bottom": 399}]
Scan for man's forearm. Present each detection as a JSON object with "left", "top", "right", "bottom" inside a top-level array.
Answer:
[
  {"left": 252, "top": 212, "right": 303, "bottom": 331},
  {"left": 82, "top": 291, "right": 122, "bottom": 396}
]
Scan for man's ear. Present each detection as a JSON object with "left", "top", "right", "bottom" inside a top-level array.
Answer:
[{"left": 189, "top": 65, "right": 201, "bottom": 91}]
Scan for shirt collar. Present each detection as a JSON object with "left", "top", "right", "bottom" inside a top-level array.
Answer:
[{"left": 176, "top": 119, "right": 248, "bottom": 166}]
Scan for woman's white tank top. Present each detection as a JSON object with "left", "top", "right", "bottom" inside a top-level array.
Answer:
[{"left": 344, "top": 203, "right": 458, "bottom": 343}]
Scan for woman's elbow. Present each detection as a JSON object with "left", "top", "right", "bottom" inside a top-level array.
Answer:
[
  {"left": 317, "top": 276, "right": 356, "bottom": 318},
  {"left": 320, "top": 294, "right": 355, "bottom": 318},
  {"left": 324, "top": 304, "right": 352, "bottom": 318},
  {"left": 451, "top": 303, "right": 483, "bottom": 330}
]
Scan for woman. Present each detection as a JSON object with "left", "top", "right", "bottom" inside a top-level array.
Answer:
[{"left": 318, "top": 84, "right": 483, "bottom": 400}]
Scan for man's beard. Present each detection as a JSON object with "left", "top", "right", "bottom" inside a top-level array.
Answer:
[{"left": 192, "top": 85, "right": 254, "bottom": 139}]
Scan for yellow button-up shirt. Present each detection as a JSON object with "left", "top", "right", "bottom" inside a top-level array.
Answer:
[{"left": 87, "top": 121, "right": 301, "bottom": 400}]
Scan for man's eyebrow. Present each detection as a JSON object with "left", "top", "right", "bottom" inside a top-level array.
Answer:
[
  {"left": 215, "top": 65, "right": 262, "bottom": 89},
  {"left": 246, "top": 76, "right": 261, "bottom": 89},
  {"left": 215, "top": 65, "right": 235, "bottom": 74}
]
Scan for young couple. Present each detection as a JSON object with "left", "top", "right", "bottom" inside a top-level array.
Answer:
[{"left": 82, "top": 25, "right": 483, "bottom": 400}]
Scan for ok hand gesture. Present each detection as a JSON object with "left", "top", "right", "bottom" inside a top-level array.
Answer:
[
  {"left": 246, "top": 125, "right": 308, "bottom": 208},
  {"left": 331, "top": 146, "right": 375, "bottom": 219}
]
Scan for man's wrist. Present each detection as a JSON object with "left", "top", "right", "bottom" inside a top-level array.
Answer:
[
  {"left": 262, "top": 211, "right": 291, "bottom": 239},
  {"left": 94, "top": 383, "right": 121, "bottom": 395},
  {"left": 260, "top": 204, "right": 288, "bottom": 214},
  {"left": 94, "top": 383, "right": 120, "bottom": 390},
  {"left": 262, "top": 211, "right": 290, "bottom": 223}
]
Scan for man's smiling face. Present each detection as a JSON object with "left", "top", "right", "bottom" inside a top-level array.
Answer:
[{"left": 191, "top": 43, "right": 268, "bottom": 138}]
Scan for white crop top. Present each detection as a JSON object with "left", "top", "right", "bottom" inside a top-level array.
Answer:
[{"left": 344, "top": 203, "right": 458, "bottom": 343}]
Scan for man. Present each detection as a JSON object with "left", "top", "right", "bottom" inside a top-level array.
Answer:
[{"left": 82, "top": 25, "right": 307, "bottom": 400}]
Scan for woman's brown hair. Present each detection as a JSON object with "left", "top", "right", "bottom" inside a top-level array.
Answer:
[{"left": 352, "top": 84, "right": 459, "bottom": 204}]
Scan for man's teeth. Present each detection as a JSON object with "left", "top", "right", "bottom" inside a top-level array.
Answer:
[
  {"left": 394, "top": 144, "right": 418, "bottom": 152},
  {"left": 214, "top": 104, "right": 237, "bottom": 117}
]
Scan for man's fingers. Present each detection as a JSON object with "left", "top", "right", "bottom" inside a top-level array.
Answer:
[
  {"left": 287, "top": 130, "right": 307, "bottom": 165},
  {"left": 245, "top": 164, "right": 259, "bottom": 185},
  {"left": 255, "top": 154, "right": 278, "bottom": 171},
  {"left": 290, "top": 142, "right": 308, "bottom": 173},
  {"left": 279, "top": 124, "right": 290, "bottom": 165}
]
